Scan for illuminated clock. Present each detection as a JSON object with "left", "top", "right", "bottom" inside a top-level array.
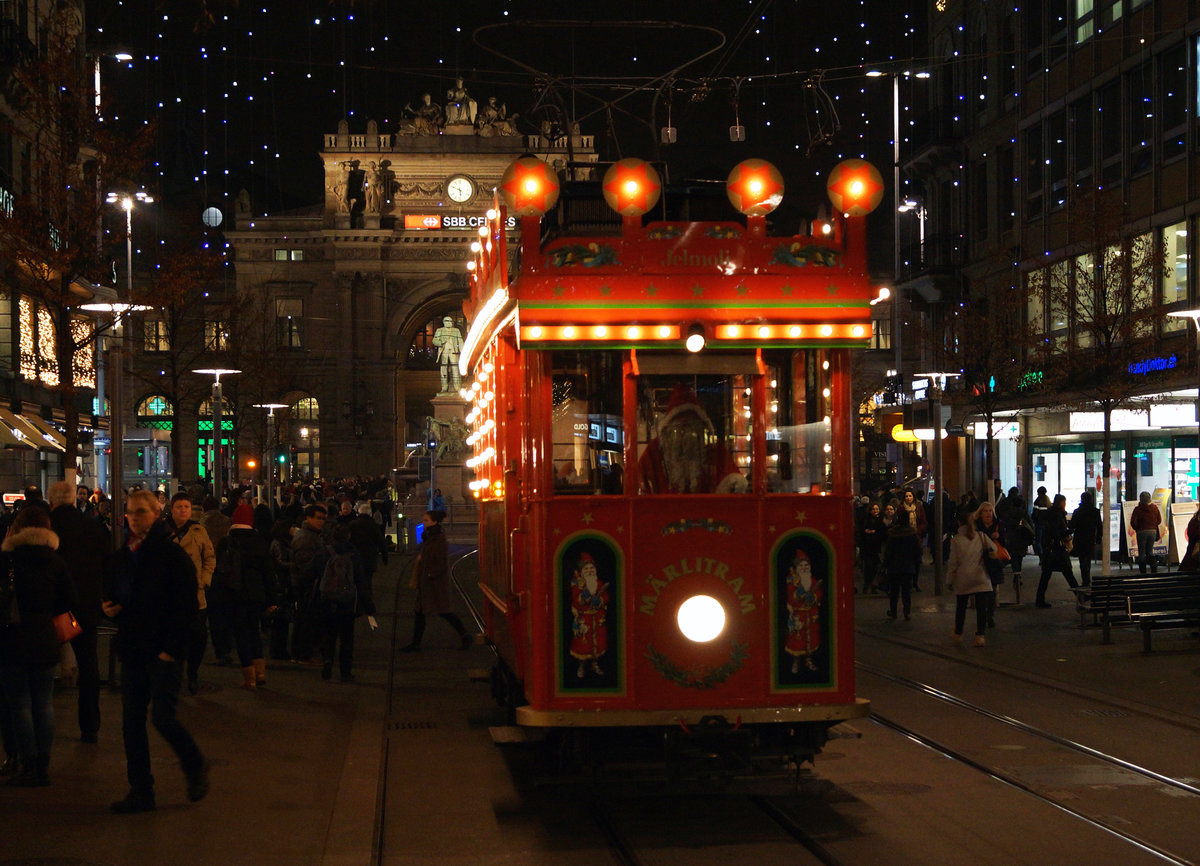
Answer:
[{"left": 446, "top": 175, "right": 475, "bottom": 203}]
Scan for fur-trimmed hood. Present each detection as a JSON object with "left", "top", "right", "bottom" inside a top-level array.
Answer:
[{"left": 1, "top": 525, "right": 60, "bottom": 552}]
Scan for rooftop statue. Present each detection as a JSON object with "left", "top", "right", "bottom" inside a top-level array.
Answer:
[{"left": 399, "top": 93, "right": 443, "bottom": 136}]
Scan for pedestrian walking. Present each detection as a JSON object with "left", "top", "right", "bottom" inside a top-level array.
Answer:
[
  {"left": 211, "top": 504, "right": 277, "bottom": 690},
  {"left": 289, "top": 504, "right": 329, "bottom": 663},
  {"left": 310, "top": 524, "right": 375, "bottom": 682},
  {"left": 401, "top": 510, "right": 472, "bottom": 650},
  {"left": 947, "top": 509, "right": 996, "bottom": 647},
  {"left": 102, "top": 490, "right": 208, "bottom": 814},
  {"left": 0, "top": 506, "right": 77, "bottom": 786},
  {"left": 46, "top": 481, "right": 111, "bottom": 742},
  {"left": 974, "top": 500, "right": 1007, "bottom": 628},
  {"left": 859, "top": 502, "right": 885, "bottom": 594},
  {"left": 1035, "top": 494, "right": 1079, "bottom": 608}
]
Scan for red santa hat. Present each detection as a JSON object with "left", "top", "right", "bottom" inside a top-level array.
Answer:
[
  {"left": 660, "top": 382, "right": 713, "bottom": 431},
  {"left": 576, "top": 552, "right": 596, "bottom": 568},
  {"left": 792, "top": 549, "right": 811, "bottom": 566}
]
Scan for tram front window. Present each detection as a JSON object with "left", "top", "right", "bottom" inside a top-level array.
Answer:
[
  {"left": 637, "top": 367, "right": 751, "bottom": 494},
  {"left": 762, "top": 349, "right": 833, "bottom": 494},
  {"left": 551, "top": 350, "right": 625, "bottom": 495}
]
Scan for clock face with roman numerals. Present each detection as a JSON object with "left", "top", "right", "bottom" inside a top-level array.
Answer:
[{"left": 447, "top": 175, "right": 475, "bottom": 203}]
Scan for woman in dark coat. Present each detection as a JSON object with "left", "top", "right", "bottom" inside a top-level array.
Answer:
[
  {"left": 1035, "top": 494, "right": 1079, "bottom": 607},
  {"left": 400, "top": 510, "right": 471, "bottom": 651},
  {"left": 1069, "top": 491, "right": 1103, "bottom": 587},
  {"left": 883, "top": 506, "right": 920, "bottom": 621},
  {"left": 859, "top": 502, "right": 885, "bottom": 594},
  {"left": 0, "top": 506, "right": 77, "bottom": 786}
]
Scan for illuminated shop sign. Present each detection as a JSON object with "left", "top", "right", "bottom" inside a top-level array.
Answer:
[
  {"left": 403, "top": 213, "right": 518, "bottom": 231},
  {"left": 1128, "top": 354, "right": 1177, "bottom": 376}
]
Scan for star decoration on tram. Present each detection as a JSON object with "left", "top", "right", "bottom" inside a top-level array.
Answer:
[
  {"left": 794, "top": 511, "right": 808, "bottom": 524},
  {"left": 603, "top": 161, "right": 661, "bottom": 213},
  {"left": 501, "top": 160, "right": 560, "bottom": 213},
  {"left": 600, "top": 284, "right": 613, "bottom": 296},
  {"left": 552, "top": 284, "right": 566, "bottom": 297},
  {"left": 735, "top": 284, "right": 750, "bottom": 296},
  {"left": 726, "top": 162, "right": 784, "bottom": 214},
  {"left": 581, "top": 513, "right": 595, "bottom": 525},
  {"left": 780, "top": 284, "right": 794, "bottom": 296},
  {"left": 644, "top": 283, "right": 658, "bottom": 296},
  {"left": 691, "top": 284, "right": 705, "bottom": 297}
]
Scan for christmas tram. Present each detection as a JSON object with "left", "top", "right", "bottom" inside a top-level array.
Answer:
[{"left": 457, "top": 155, "right": 882, "bottom": 772}]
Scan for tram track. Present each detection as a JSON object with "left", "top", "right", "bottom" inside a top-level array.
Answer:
[{"left": 854, "top": 640, "right": 1200, "bottom": 865}]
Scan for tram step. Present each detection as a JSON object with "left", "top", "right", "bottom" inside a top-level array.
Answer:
[{"left": 828, "top": 722, "right": 864, "bottom": 740}]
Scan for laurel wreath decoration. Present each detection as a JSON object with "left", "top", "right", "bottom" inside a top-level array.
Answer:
[
  {"left": 661, "top": 518, "right": 733, "bottom": 536},
  {"left": 645, "top": 641, "right": 749, "bottom": 689}
]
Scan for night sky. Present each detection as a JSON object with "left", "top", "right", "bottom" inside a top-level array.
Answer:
[{"left": 88, "top": 1, "right": 925, "bottom": 244}]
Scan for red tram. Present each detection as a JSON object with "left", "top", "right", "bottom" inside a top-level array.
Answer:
[{"left": 458, "top": 155, "right": 882, "bottom": 768}]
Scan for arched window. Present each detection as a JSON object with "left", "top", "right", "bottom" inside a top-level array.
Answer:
[
  {"left": 290, "top": 397, "right": 319, "bottom": 420},
  {"left": 137, "top": 396, "right": 174, "bottom": 430}
]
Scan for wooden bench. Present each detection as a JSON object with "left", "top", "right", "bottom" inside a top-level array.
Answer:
[{"left": 1074, "top": 573, "right": 1200, "bottom": 649}]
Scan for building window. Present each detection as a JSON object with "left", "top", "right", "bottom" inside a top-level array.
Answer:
[
  {"left": 1163, "top": 221, "right": 1189, "bottom": 334},
  {"left": 1026, "top": 269, "right": 1047, "bottom": 337},
  {"left": 1098, "top": 79, "right": 1122, "bottom": 185},
  {"left": 137, "top": 395, "right": 174, "bottom": 430},
  {"left": 205, "top": 320, "right": 230, "bottom": 351},
  {"left": 18, "top": 296, "right": 57, "bottom": 386},
  {"left": 1161, "top": 43, "right": 1187, "bottom": 163},
  {"left": 291, "top": 396, "right": 319, "bottom": 420},
  {"left": 1024, "top": 123, "right": 1044, "bottom": 219},
  {"left": 144, "top": 319, "right": 170, "bottom": 352},
  {"left": 1048, "top": 0, "right": 1071, "bottom": 65},
  {"left": 1071, "top": 94, "right": 1094, "bottom": 189},
  {"left": 1075, "top": 0, "right": 1094, "bottom": 43},
  {"left": 1047, "top": 110, "right": 1068, "bottom": 210},
  {"left": 1071, "top": 255, "right": 1094, "bottom": 348},
  {"left": 276, "top": 299, "right": 302, "bottom": 348},
  {"left": 1127, "top": 62, "right": 1153, "bottom": 176},
  {"left": 274, "top": 249, "right": 303, "bottom": 261},
  {"left": 1100, "top": 0, "right": 1124, "bottom": 28}
]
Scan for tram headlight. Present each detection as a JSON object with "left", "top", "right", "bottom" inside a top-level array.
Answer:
[
  {"left": 685, "top": 323, "right": 706, "bottom": 353},
  {"left": 676, "top": 595, "right": 726, "bottom": 643}
]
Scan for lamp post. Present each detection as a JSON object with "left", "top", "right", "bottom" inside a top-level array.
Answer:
[
  {"left": 194, "top": 369, "right": 241, "bottom": 501},
  {"left": 866, "top": 66, "right": 930, "bottom": 484},
  {"left": 916, "top": 371, "right": 959, "bottom": 595},
  {"left": 253, "top": 403, "right": 287, "bottom": 514}
]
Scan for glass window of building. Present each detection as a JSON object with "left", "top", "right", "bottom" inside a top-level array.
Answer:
[
  {"left": 1074, "top": 0, "right": 1094, "bottom": 44},
  {"left": 143, "top": 319, "right": 170, "bottom": 352},
  {"left": 1099, "top": 0, "right": 1123, "bottom": 29},
  {"left": 1032, "top": 446, "right": 1061, "bottom": 501},
  {"left": 274, "top": 249, "right": 288, "bottom": 261},
  {"left": 1047, "top": 110, "right": 1068, "bottom": 210},
  {"left": 1127, "top": 61, "right": 1153, "bottom": 176},
  {"left": 136, "top": 395, "right": 172, "bottom": 416},
  {"left": 1072, "top": 253, "right": 1095, "bottom": 347},
  {"left": 1160, "top": 43, "right": 1187, "bottom": 162},
  {"left": 1026, "top": 269, "right": 1047, "bottom": 337},
  {"left": 1162, "top": 221, "right": 1189, "bottom": 333},
  {"left": 1048, "top": 0, "right": 1071, "bottom": 64},
  {"left": 291, "top": 397, "right": 319, "bottom": 420},
  {"left": 1098, "top": 79, "right": 1122, "bottom": 184},
  {"left": 1133, "top": 438, "right": 1172, "bottom": 507},
  {"left": 1130, "top": 232, "right": 1155, "bottom": 339},
  {"left": 1174, "top": 437, "right": 1199, "bottom": 503},
  {"left": 275, "top": 299, "right": 302, "bottom": 348},
  {"left": 204, "top": 320, "right": 229, "bottom": 351},
  {"left": 1071, "top": 95, "right": 1093, "bottom": 186},
  {"left": 1024, "top": 123, "right": 1044, "bottom": 219}
]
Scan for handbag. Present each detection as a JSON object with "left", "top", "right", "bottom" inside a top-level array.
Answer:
[
  {"left": 991, "top": 541, "right": 1011, "bottom": 562},
  {"left": 1061, "top": 535, "right": 1074, "bottom": 554},
  {"left": 52, "top": 610, "right": 82, "bottom": 644}
]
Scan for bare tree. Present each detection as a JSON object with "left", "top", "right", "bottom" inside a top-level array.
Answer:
[
  {"left": 1032, "top": 194, "right": 1166, "bottom": 575},
  {"left": 127, "top": 244, "right": 228, "bottom": 477}
]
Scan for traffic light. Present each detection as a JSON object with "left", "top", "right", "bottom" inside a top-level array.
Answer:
[{"left": 278, "top": 452, "right": 287, "bottom": 464}]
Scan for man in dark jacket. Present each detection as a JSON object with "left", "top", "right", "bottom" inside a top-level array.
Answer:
[
  {"left": 1070, "top": 491, "right": 1103, "bottom": 587},
  {"left": 47, "top": 481, "right": 111, "bottom": 743},
  {"left": 102, "top": 490, "right": 208, "bottom": 814}
]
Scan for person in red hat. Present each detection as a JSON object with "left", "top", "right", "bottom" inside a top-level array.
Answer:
[
  {"left": 568, "top": 552, "right": 609, "bottom": 678},
  {"left": 209, "top": 504, "right": 276, "bottom": 689},
  {"left": 639, "top": 383, "right": 746, "bottom": 495}
]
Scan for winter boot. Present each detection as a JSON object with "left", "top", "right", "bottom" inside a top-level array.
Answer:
[
  {"left": 252, "top": 658, "right": 267, "bottom": 687},
  {"left": 401, "top": 613, "right": 426, "bottom": 652},
  {"left": 240, "top": 666, "right": 257, "bottom": 690},
  {"left": 5, "top": 754, "right": 41, "bottom": 787}
]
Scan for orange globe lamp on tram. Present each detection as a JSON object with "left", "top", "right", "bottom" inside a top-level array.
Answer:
[{"left": 458, "top": 154, "right": 882, "bottom": 773}]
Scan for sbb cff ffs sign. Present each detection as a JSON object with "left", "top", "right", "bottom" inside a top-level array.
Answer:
[{"left": 403, "top": 213, "right": 518, "bottom": 230}]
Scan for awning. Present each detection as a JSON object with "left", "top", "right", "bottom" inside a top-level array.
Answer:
[
  {"left": 0, "top": 418, "right": 33, "bottom": 450},
  {"left": 20, "top": 413, "right": 68, "bottom": 452},
  {"left": 0, "top": 409, "right": 66, "bottom": 452}
]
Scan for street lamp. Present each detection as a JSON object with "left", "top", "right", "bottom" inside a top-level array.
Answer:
[
  {"left": 866, "top": 66, "right": 931, "bottom": 483},
  {"left": 194, "top": 368, "right": 241, "bottom": 501},
  {"left": 915, "top": 371, "right": 960, "bottom": 595},
  {"left": 253, "top": 403, "right": 288, "bottom": 513}
]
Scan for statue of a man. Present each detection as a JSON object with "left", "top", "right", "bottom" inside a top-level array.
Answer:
[
  {"left": 445, "top": 78, "right": 476, "bottom": 126},
  {"left": 432, "top": 316, "right": 464, "bottom": 393}
]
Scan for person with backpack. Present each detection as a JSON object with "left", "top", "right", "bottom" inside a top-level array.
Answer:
[
  {"left": 401, "top": 510, "right": 472, "bottom": 652},
  {"left": 210, "top": 505, "right": 277, "bottom": 690},
  {"left": 164, "top": 493, "right": 215, "bottom": 695},
  {"left": 310, "top": 524, "right": 374, "bottom": 683},
  {"left": 289, "top": 504, "right": 329, "bottom": 664}
]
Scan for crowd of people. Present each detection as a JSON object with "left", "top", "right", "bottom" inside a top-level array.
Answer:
[
  {"left": 856, "top": 481, "right": 1184, "bottom": 646},
  {"left": 0, "top": 472, "right": 421, "bottom": 813}
]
